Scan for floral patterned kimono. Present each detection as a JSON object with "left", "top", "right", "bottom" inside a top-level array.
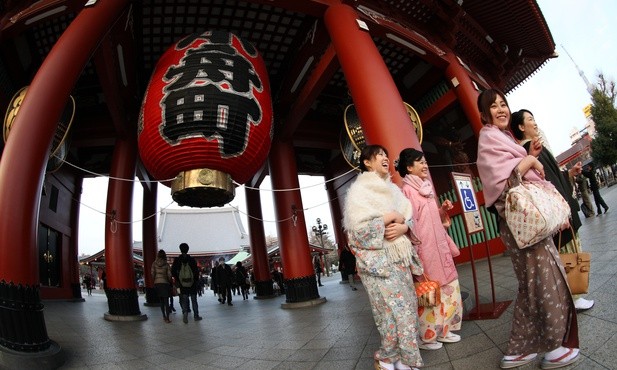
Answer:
[
  {"left": 401, "top": 174, "right": 463, "bottom": 343},
  {"left": 477, "top": 124, "right": 578, "bottom": 356},
  {"left": 343, "top": 171, "right": 424, "bottom": 367}
]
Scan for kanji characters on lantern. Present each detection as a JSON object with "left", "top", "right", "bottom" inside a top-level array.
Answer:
[{"left": 139, "top": 31, "right": 273, "bottom": 207}]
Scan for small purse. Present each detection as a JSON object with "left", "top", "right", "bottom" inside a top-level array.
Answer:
[
  {"left": 505, "top": 174, "right": 570, "bottom": 249},
  {"left": 558, "top": 230, "right": 591, "bottom": 295},
  {"left": 414, "top": 274, "right": 441, "bottom": 307}
]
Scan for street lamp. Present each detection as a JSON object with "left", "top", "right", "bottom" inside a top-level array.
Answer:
[{"left": 312, "top": 218, "right": 330, "bottom": 276}]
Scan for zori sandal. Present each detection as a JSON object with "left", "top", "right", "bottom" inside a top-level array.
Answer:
[
  {"left": 374, "top": 360, "right": 394, "bottom": 370},
  {"left": 500, "top": 353, "right": 537, "bottom": 369},
  {"left": 541, "top": 348, "right": 579, "bottom": 369}
]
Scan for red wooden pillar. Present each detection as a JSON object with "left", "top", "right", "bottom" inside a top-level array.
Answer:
[
  {"left": 324, "top": 4, "right": 421, "bottom": 184},
  {"left": 245, "top": 187, "right": 275, "bottom": 298},
  {"left": 142, "top": 182, "right": 159, "bottom": 306},
  {"left": 444, "top": 52, "right": 483, "bottom": 137},
  {"left": 268, "top": 139, "right": 324, "bottom": 305},
  {"left": 0, "top": 0, "right": 128, "bottom": 365},
  {"left": 103, "top": 137, "right": 145, "bottom": 320}
]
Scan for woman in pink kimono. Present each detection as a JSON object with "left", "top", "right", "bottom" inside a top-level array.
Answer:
[
  {"left": 396, "top": 148, "right": 462, "bottom": 350},
  {"left": 343, "top": 144, "right": 423, "bottom": 370},
  {"left": 476, "top": 88, "right": 579, "bottom": 369}
]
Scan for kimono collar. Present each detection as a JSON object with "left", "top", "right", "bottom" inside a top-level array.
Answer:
[{"left": 403, "top": 174, "right": 433, "bottom": 198}]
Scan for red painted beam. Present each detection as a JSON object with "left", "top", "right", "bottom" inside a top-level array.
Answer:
[{"left": 0, "top": 0, "right": 130, "bottom": 284}]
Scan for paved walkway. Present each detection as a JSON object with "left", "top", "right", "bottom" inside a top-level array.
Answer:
[{"left": 41, "top": 186, "right": 617, "bottom": 369}]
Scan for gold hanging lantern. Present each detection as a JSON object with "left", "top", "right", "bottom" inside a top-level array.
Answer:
[
  {"left": 340, "top": 102, "right": 422, "bottom": 169},
  {"left": 3, "top": 86, "right": 75, "bottom": 173}
]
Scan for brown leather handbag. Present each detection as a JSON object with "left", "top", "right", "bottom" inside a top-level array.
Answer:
[{"left": 558, "top": 229, "right": 591, "bottom": 295}]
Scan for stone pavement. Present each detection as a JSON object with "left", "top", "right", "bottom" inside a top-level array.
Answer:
[{"left": 39, "top": 185, "right": 617, "bottom": 369}]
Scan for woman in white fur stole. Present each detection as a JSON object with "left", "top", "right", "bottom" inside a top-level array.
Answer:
[{"left": 343, "top": 145, "right": 423, "bottom": 370}]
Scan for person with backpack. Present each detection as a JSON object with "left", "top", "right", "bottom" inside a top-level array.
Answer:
[{"left": 171, "top": 243, "right": 203, "bottom": 323}]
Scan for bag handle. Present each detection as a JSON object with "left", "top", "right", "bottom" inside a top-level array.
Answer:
[
  {"left": 557, "top": 225, "right": 579, "bottom": 253},
  {"left": 506, "top": 169, "right": 525, "bottom": 189}
]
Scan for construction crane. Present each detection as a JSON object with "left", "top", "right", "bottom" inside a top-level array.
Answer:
[{"left": 561, "top": 44, "right": 594, "bottom": 95}]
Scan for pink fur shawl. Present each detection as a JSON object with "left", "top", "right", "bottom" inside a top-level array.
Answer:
[{"left": 477, "top": 124, "right": 546, "bottom": 206}]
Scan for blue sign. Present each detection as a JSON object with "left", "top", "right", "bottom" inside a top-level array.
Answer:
[{"left": 460, "top": 188, "right": 478, "bottom": 212}]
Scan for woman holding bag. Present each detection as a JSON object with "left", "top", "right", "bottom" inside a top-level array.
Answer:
[
  {"left": 396, "top": 148, "right": 463, "bottom": 350},
  {"left": 476, "top": 89, "right": 579, "bottom": 369},
  {"left": 151, "top": 249, "right": 173, "bottom": 323},
  {"left": 510, "top": 109, "right": 594, "bottom": 311},
  {"left": 343, "top": 144, "right": 423, "bottom": 370}
]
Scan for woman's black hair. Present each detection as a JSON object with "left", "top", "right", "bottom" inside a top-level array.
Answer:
[
  {"left": 395, "top": 148, "right": 424, "bottom": 177},
  {"left": 157, "top": 249, "right": 167, "bottom": 259},
  {"left": 358, "top": 144, "right": 388, "bottom": 172},
  {"left": 510, "top": 109, "right": 533, "bottom": 140},
  {"left": 476, "top": 88, "right": 509, "bottom": 125}
]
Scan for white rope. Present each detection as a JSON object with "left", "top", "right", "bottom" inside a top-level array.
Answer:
[{"left": 64, "top": 153, "right": 475, "bottom": 226}]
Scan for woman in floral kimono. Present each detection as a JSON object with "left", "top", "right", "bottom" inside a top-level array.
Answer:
[
  {"left": 343, "top": 144, "right": 423, "bottom": 370},
  {"left": 476, "top": 89, "right": 579, "bottom": 369},
  {"left": 396, "top": 148, "right": 463, "bottom": 350}
]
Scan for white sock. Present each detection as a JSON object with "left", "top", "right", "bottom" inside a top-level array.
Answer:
[
  {"left": 394, "top": 360, "right": 411, "bottom": 369},
  {"left": 544, "top": 346, "right": 578, "bottom": 361}
]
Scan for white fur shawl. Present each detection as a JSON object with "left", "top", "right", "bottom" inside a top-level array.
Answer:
[{"left": 343, "top": 171, "right": 416, "bottom": 266}]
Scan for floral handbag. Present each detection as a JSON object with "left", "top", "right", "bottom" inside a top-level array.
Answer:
[
  {"left": 414, "top": 274, "right": 441, "bottom": 307},
  {"left": 505, "top": 174, "right": 570, "bottom": 249}
]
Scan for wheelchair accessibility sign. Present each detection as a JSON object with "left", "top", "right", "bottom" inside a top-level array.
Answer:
[
  {"left": 460, "top": 188, "right": 477, "bottom": 212},
  {"left": 451, "top": 172, "right": 484, "bottom": 234}
]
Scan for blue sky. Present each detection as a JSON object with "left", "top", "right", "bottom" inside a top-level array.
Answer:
[{"left": 78, "top": 1, "right": 617, "bottom": 255}]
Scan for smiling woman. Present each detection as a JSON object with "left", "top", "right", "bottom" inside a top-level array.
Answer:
[
  {"left": 77, "top": 175, "right": 333, "bottom": 257},
  {"left": 395, "top": 147, "right": 463, "bottom": 349},
  {"left": 506, "top": 0, "right": 617, "bottom": 156},
  {"left": 476, "top": 89, "right": 580, "bottom": 369}
]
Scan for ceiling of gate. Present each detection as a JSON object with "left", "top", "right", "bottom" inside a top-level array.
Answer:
[{"left": 0, "top": 0, "right": 555, "bottom": 181}]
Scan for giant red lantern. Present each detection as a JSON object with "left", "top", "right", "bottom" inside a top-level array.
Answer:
[{"left": 139, "top": 31, "right": 273, "bottom": 207}]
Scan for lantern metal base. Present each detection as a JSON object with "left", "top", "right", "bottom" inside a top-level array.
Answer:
[{"left": 171, "top": 169, "right": 235, "bottom": 207}]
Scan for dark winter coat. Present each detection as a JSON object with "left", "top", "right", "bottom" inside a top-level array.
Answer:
[
  {"left": 339, "top": 248, "right": 357, "bottom": 276},
  {"left": 582, "top": 168, "right": 599, "bottom": 191},
  {"left": 216, "top": 263, "right": 234, "bottom": 288},
  {"left": 235, "top": 265, "right": 248, "bottom": 286}
]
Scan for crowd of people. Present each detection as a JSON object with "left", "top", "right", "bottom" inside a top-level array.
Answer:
[
  {"left": 81, "top": 270, "right": 105, "bottom": 293},
  {"left": 147, "top": 242, "right": 260, "bottom": 324}
]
